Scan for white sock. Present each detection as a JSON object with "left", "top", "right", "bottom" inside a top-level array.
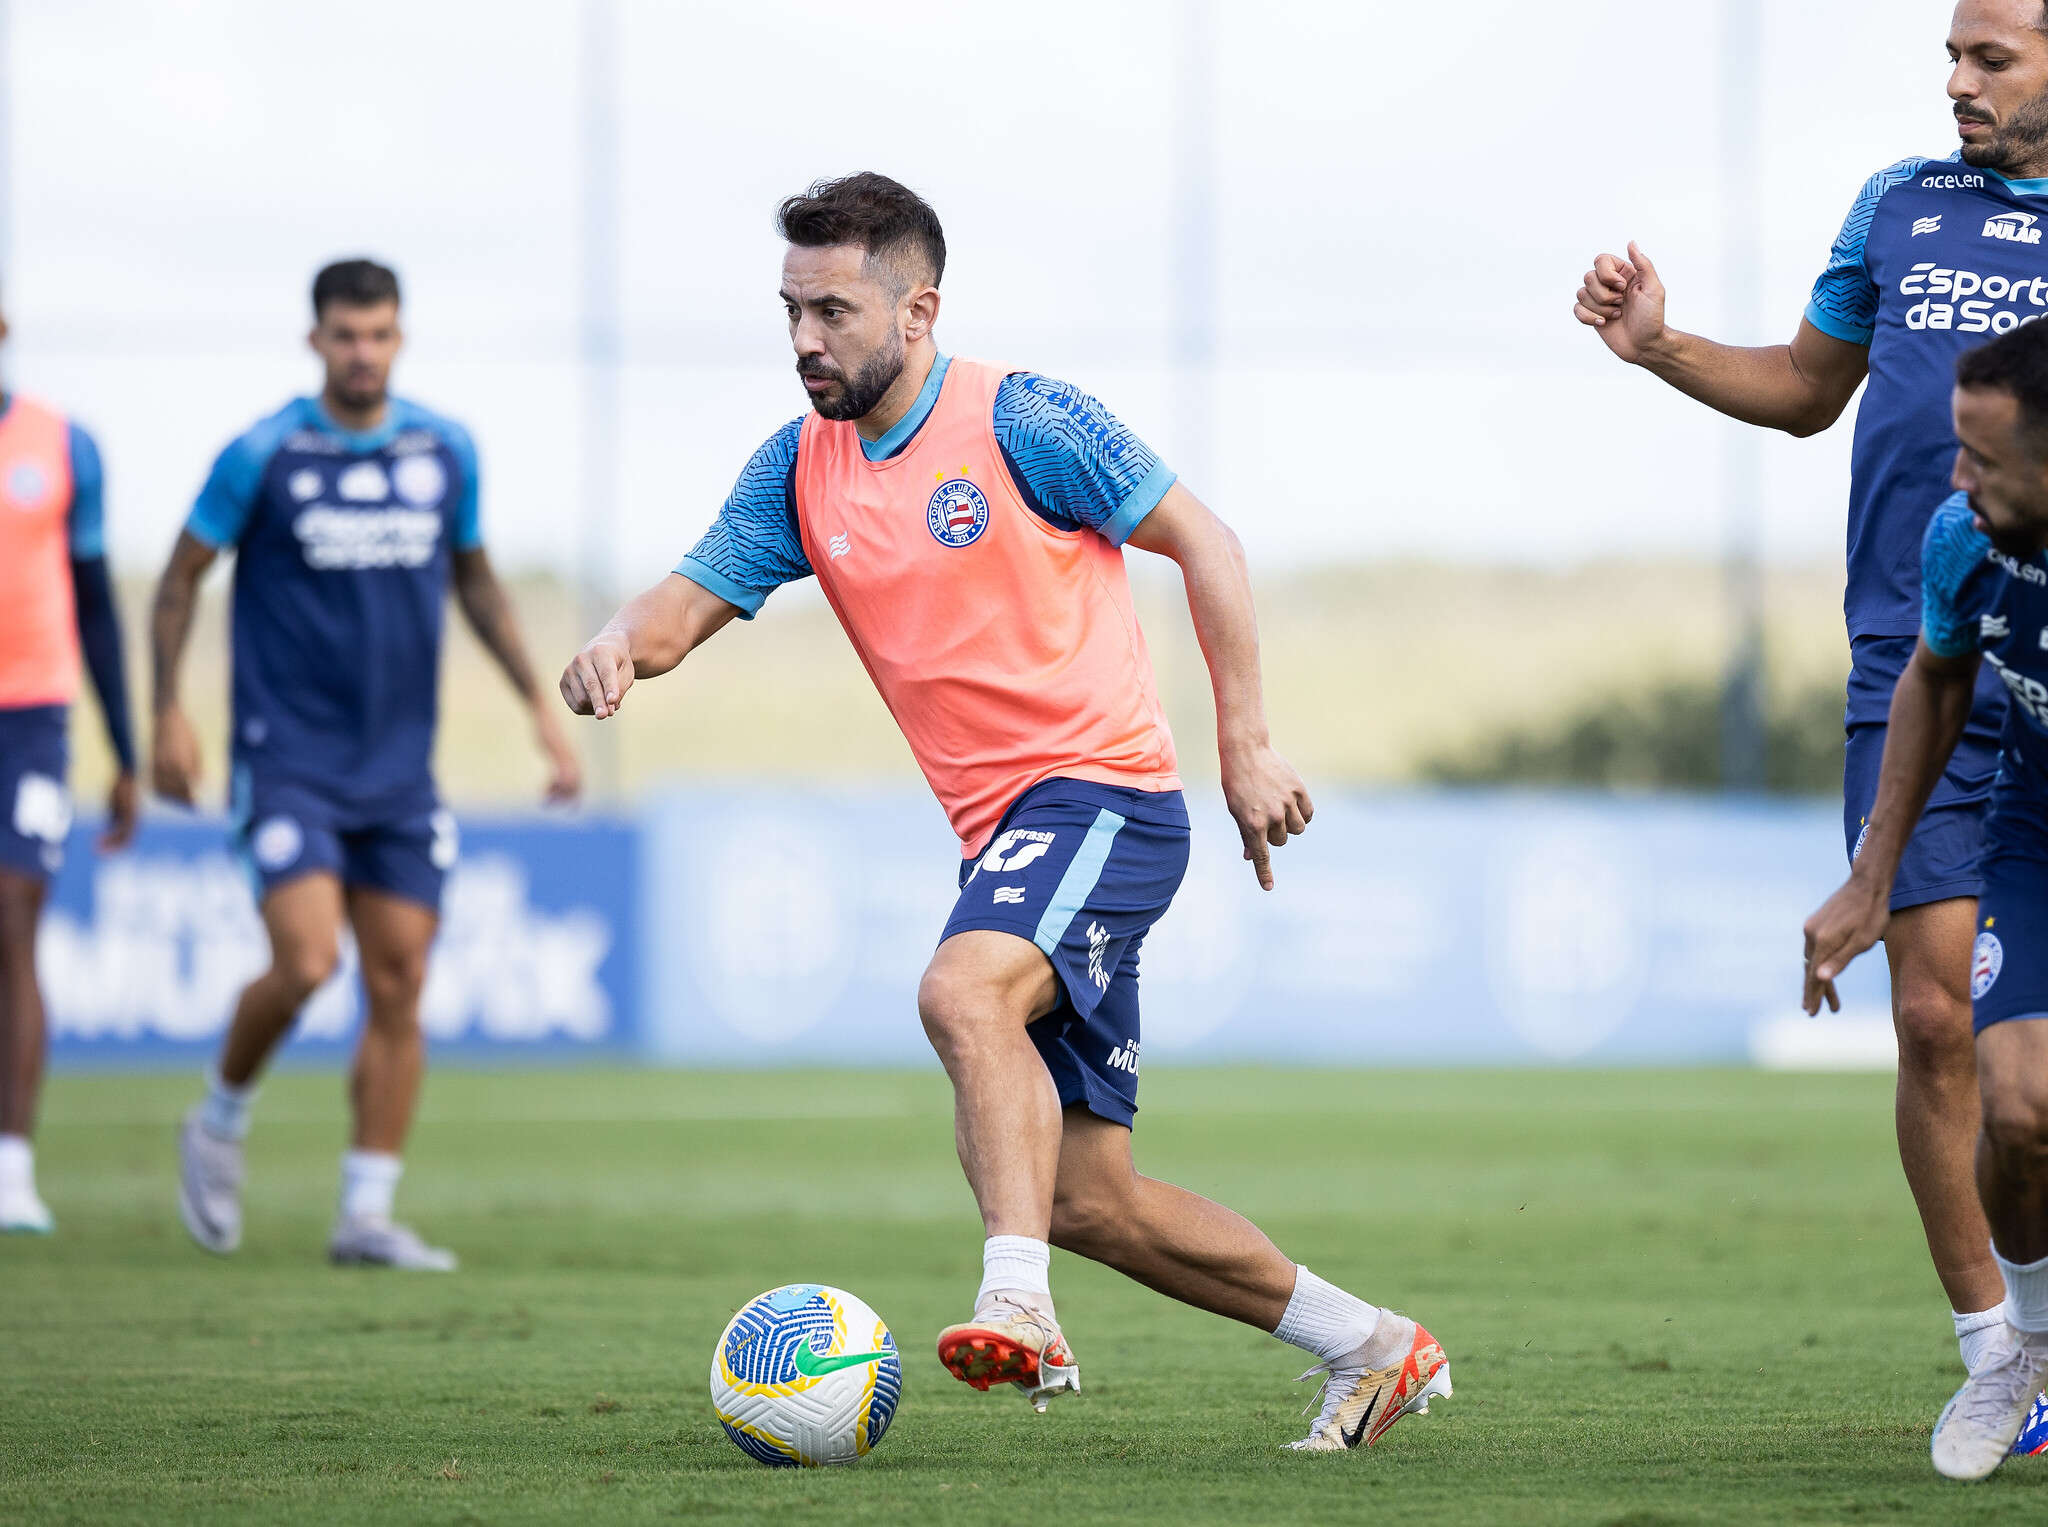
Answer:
[
  {"left": 339, "top": 1150, "right": 403, "bottom": 1223},
  {"left": 198, "top": 1068, "right": 255, "bottom": 1142},
  {"left": 1273, "top": 1266, "right": 1386, "bottom": 1366},
  {"left": 1955, "top": 1304, "right": 2010, "bottom": 1374},
  {"left": 1995, "top": 1242, "right": 2048, "bottom": 1341},
  {"left": 976, "top": 1234, "right": 1052, "bottom": 1310},
  {"left": 0, "top": 1134, "right": 32, "bottom": 1194}
]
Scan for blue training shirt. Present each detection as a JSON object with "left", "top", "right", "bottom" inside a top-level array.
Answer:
[
  {"left": 676, "top": 354, "right": 1176, "bottom": 615},
  {"left": 185, "top": 395, "right": 481, "bottom": 809},
  {"left": 1808, "top": 154, "right": 2048, "bottom": 640},
  {"left": 1921, "top": 495, "right": 2048, "bottom": 795}
]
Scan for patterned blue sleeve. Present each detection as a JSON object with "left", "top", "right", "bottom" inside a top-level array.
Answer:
[
  {"left": 675, "top": 419, "right": 811, "bottom": 617},
  {"left": 438, "top": 419, "right": 482, "bottom": 550},
  {"left": 1804, "top": 157, "right": 1928, "bottom": 344},
  {"left": 65, "top": 422, "right": 105, "bottom": 558},
  {"left": 186, "top": 410, "right": 293, "bottom": 548},
  {"left": 992, "top": 374, "right": 1177, "bottom": 546},
  {"left": 1921, "top": 495, "right": 1997, "bottom": 657}
]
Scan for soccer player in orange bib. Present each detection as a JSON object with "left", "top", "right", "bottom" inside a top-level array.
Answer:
[
  {"left": 563, "top": 174, "right": 1450, "bottom": 1448},
  {"left": 0, "top": 293, "right": 138, "bottom": 1234}
]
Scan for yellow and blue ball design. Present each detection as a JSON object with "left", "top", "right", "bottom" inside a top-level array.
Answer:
[{"left": 709, "top": 1284, "right": 902, "bottom": 1467}]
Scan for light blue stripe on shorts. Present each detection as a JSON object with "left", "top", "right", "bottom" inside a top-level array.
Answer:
[{"left": 1032, "top": 808, "right": 1126, "bottom": 957}]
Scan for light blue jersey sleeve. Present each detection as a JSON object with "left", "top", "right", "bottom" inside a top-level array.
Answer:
[
  {"left": 186, "top": 405, "right": 299, "bottom": 549},
  {"left": 1805, "top": 157, "right": 1930, "bottom": 344},
  {"left": 991, "top": 374, "right": 1176, "bottom": 546},
  {"left": 675, "top": 418, "right": 811, "bottom": 617},
  {"left": 434, "top": 416, "right": 483, "bottom": 551},
  {"left": 65, "top": 422, "right": 105, "bottom": 558},
  {"left": 1921, "top": 495, "right": 1997, "bottom": 657}
]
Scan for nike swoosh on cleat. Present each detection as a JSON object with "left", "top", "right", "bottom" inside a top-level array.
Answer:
[
  {"left": 792, "top": 1337, "right": 892, "bottom": 1377},
  {"left": 1341, "top": 1390, "right": 1380, "bottom": 1448}
]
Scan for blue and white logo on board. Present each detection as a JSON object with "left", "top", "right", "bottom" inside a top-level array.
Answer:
[
  {"left": 927, "top": 478, "right": 990, "bottom": 548},
  {"left": 1973, "top": 930, "right": 2005, "bottom": 999}
]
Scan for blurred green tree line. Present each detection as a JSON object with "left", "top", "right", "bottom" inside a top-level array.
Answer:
[{"left": 1422, "top": 679, "right": 1847, "bottom": 794}]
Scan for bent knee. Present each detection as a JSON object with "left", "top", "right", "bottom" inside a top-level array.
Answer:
[
  {"left": 274, "top": 940, "right": 341, "bottom": 999},
  {"left": 359, "top": 950, "right": 427, "bottom": 1008},
  {"left": 917, "top": 967, "right": 980, "bottom": 1054},
  {"left": 1893, "top": 983, "right": 1975, "bottom": 1070},
  {"left": 916, "top": 964, "right": 1026, "bottom": 1053},
  {"left": 356, "top": 943, "right": 428, "bottom": 1026},
  {"left": 1049, "top": 1184, "right": 1126, "bottom": 1256},
  {"left": 1983, "top": 1079, "right": 2048, "bottom": 1158}
]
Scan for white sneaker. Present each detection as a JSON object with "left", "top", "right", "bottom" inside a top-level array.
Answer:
[
  {"left": 1288, "top": 1314, "right": 1452, "bottom": 1452},
  {"left": 328, "top": 1215, "right": 457, "bottom": 1271},
  {"left": 177, "top": 1108, "right": 244, "bottom": 1254},
  {"left": 0, "top": 1182, "right": 53, "bottom": 1235},
  {"left": 1933, "top": 1331, "right": 2048, "bottom": 1480}
]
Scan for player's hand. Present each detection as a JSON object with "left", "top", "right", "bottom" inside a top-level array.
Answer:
[
  {"left": 97, "top": 770, "right": 139, "bottom": 852},
  {"left": 562, "top": 632, "right": 635, "bottom": 720},
  {"left": 534, "top": 705, "right": 584, "bottom": 804},
  {"left": 1574, "top": 241, "right": 1668, "bottom": 365},
  {"left": 1222, "top": 739, "right": 1313, "bottom": 891},
  {"left": 150, "top": 706, "right": 202, "bottom": 806},
  {"left": 1801, "top": 875, "right": 1890, "bottom": 1016}
]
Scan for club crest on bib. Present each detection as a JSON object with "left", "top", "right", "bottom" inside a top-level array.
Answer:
[
  {"left": 1973, "top": 930, "right": 2004, "bottom": 999},
  {"left": 5, "top": 461, "right": 47, "bottom": 509},
  {"left": 927, "top": 477, "right": 990, "bottom": 548}
]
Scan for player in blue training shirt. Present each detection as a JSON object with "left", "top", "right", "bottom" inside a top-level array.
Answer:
[
  {"left": 151, "top": 259, "right": 581, "bottom": 1270},
  {"left": 1804, "top": 321, "right": 2048, "bottom": 1478},
  {"left": 1574, "top": 0, "right": 2048, "bottom": 1391}
]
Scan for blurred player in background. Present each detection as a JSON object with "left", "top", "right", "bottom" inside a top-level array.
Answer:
[
  {"left": 1803, "top": 322, "right": 2048, "bottom": 1478},
  {"left": 563, "top": 173, "right": 1450, "bottom": 1450},
  {"left": 1575, "top": 0, "right": 2048, "bottom": 1405},
  {"left": 0, "top": 290, "right": 137, "bottom": 1233},
  {"left": 153, "top": 259, "right": 580, "bottom": 1269}
]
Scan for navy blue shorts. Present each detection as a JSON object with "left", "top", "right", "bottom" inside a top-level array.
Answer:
[
  {"left": 231, "top": 767, "right": 456, "bottom": 913},
  {"left": 1971, "top": 788, "right": 2048, "bottom": 1033},
  {"left": 1844, "top": 636, "right": 2006, "bottom": 911},
  {"left": 0, "top": 705, "right": 69, "bottom": 881},
  {"left": 941, "top": 778, "right": 1190, "bottom": 1129}
]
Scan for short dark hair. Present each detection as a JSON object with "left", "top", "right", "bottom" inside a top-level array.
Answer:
[
  {"left": 776, "top": 173, "right": 946, "bottom": 293},
  {"left": 312, "top": 258, "right": 401, "bottom": 318},
  {"left": 1958, "top": 320, "right": 2048, "bottom": 456}
]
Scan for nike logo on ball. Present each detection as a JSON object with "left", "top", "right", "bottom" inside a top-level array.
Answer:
[{"left": 792, "top": 1336, "right": 891, "bottom": 1377}]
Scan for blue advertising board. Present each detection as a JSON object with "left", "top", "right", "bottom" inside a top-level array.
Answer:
[
  {"left": 38, "top": 790, "right": 1893, "bottom": 1069},
  {"left": 43, "top": 815, "right": 640, "bottom": 1063},
  {"left": 638, "top": 787, "right": 1893, "bottom": 1069}
]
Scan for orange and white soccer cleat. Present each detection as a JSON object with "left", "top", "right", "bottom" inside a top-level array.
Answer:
[
  {"left": 1287, "top": 1316, "right": 1451, "bottom": 1453},
  {"left": 936, "top": 1298, "right": 1081, "bottom": 1412}
]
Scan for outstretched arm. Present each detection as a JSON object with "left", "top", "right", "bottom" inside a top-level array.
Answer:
[
  {"left": 1127, "top": 482, "right": 1311, "bottom": 889},
  {"left": 1574, "top": 242, "right": 1869, "bottom": 436},
  {"left": 561, "top": 573, "right": 743, "bottom": 720},
  {"left": 1801, "top": 640, "right": 1980, "bottom": 1013},
  {"left": 149, "top": 529, "right": 218, "bottom": 806},
  {"left": 452, "top": 546, "right": 580, "bottom": 803}
]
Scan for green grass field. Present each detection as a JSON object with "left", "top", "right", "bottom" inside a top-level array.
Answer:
[{"left": 5, "top": 1067, "right": 2043, "bottom": 1525}]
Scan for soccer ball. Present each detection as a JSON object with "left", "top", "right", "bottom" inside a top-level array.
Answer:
[{"left": 709, "top": 1284, "right": 903, "bottom": 1467}]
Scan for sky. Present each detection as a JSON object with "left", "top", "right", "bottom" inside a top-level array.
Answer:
[{"left": 0, "top": 0, "right": 1986, "bottom": 589}]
